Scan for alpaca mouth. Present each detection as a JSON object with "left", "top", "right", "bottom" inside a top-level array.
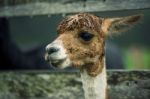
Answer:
[{"left": 50, "top": 58, "right": 67, "bottom": 67}]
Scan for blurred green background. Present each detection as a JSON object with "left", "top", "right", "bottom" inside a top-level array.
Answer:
[{"left": 9, "top": 9, "right": 150, "bottom": 69}]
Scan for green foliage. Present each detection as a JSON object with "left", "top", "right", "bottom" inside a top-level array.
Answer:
[{"left": 124, "top": 48, "right": 150, "bottom": 69}]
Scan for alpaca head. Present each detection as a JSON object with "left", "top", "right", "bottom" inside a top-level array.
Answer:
[{"left": 45, "top": 13, "right": 141, "bottom": 76}]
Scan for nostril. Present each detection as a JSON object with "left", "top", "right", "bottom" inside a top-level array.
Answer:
[{"left": 47, "top": 47, "right": 59, "bottom": 54}]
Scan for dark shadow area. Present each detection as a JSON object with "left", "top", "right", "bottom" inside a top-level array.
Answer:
[{"left": 0, "top": 18, "right": 50, "bottom": 70}]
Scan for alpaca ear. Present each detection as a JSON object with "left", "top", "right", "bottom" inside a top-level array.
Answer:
[{"left": 101, "top": 14, "right": 142, "bottom": 36}]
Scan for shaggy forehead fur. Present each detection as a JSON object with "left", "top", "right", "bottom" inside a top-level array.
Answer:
[
  {"left": 57, "top": 13, "right": 104, "bottom": 37},
  {"left": 57, "top": 13, "right": 105, "bottom": 76}
]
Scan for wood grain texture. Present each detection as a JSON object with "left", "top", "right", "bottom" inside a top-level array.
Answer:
[
  {"left": 0, "top": 70, "right": 149, "bottom": 99},
  {"left": 0, "top": 0, "right": 150, "bottom": 17}
]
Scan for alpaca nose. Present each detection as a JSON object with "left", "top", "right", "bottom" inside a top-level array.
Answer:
[{"left": 46, "top": 47, "right": 59, "bottom": 54}]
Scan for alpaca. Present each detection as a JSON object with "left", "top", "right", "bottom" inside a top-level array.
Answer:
[{"left": 45, "top": 13, "right": 141, "bottom": 99}]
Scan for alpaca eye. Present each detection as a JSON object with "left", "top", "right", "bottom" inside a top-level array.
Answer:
[{"left": 79, "top": 32, "right": 94, "bottom": 41}]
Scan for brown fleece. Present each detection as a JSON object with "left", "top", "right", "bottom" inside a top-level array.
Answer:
[{"left": 57, "top": 13, "right": 105, "bottom": 76}]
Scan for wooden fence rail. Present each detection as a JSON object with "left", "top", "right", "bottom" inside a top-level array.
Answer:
[
  {"left": 0, "top": 0, "right": 150, "bottom": 17},
  {"left": 0, "top": 70, "right": 149, "bottom": 99}
]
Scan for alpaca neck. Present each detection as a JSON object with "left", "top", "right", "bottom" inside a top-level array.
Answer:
[{"left": 81, "top": 63, "right": 107, "bottom": 99}]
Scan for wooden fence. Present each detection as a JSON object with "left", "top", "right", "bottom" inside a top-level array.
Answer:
[
  {"left": 0, "top": 0, "right": 150, "bottom": 17},
  {"left": 0, "top": 70, "right": 149, "bottom": 99}
]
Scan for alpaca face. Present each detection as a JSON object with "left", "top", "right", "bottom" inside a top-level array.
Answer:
[
  {"left": 45, "top": 13, "right": 141, "bottom": 76},
  {"left": 45, "top": 13, "right": 105, "bottom": 75}
]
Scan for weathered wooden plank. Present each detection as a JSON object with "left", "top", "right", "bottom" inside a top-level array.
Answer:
[
  {"left": 0, "top": 70, "right": 149, "bottom": 99},
  {"left": 0, "top": 0, "right": 150, "bottom": 17}
]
